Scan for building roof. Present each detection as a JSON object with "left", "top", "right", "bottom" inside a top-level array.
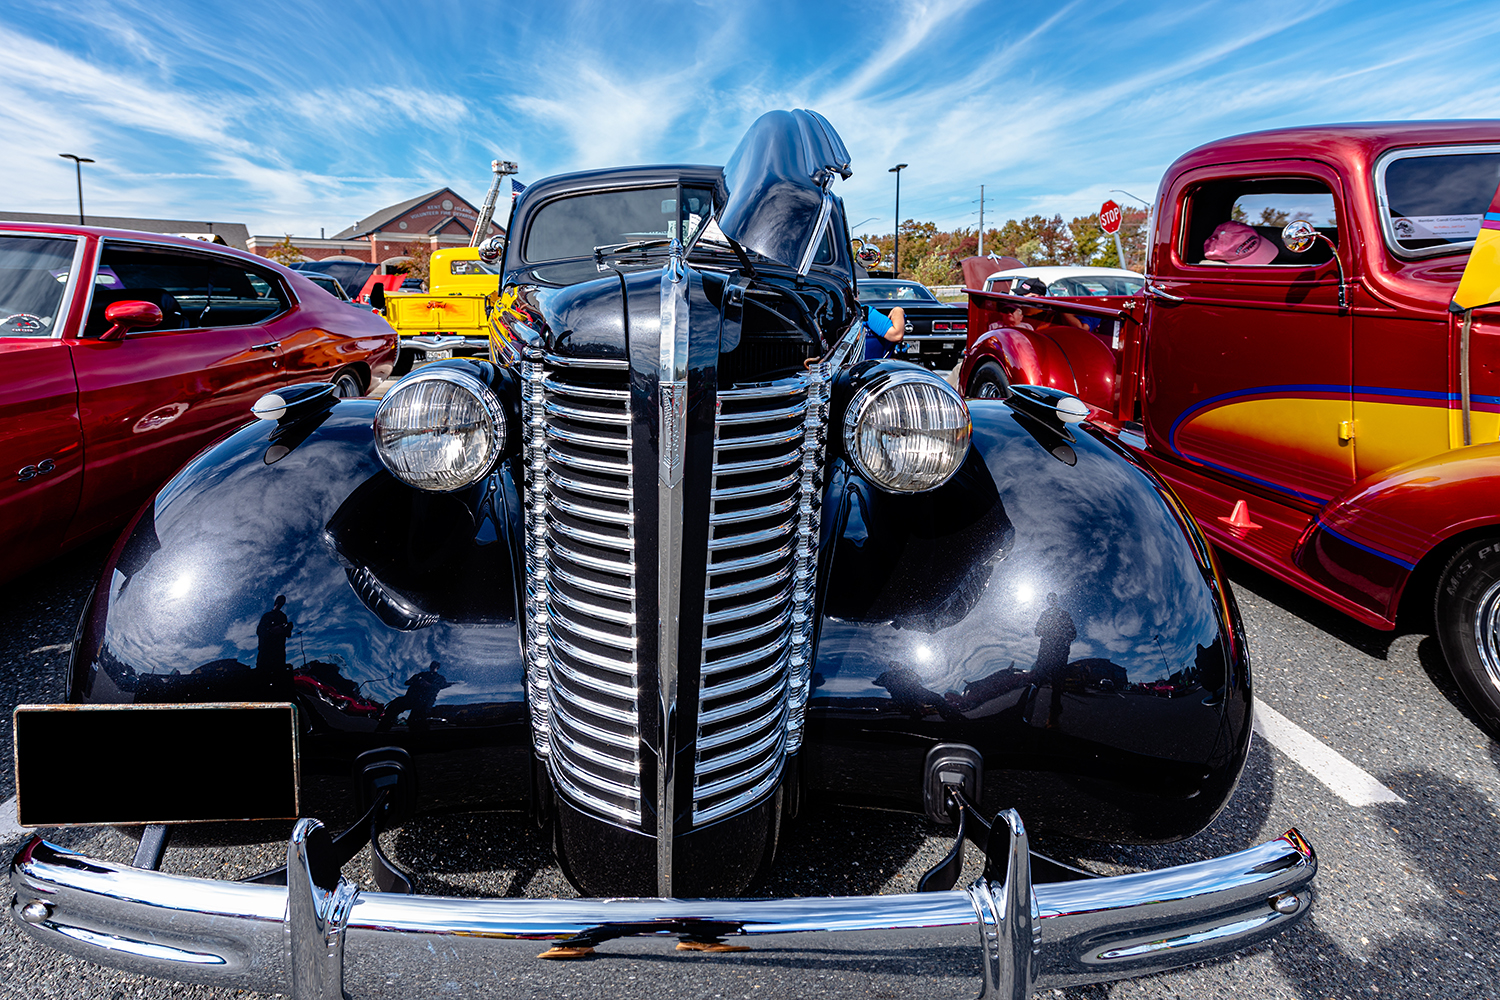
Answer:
[
  {"left": 331, "top": 188, "right": 452, "bottom": 239},
  {"left": 0, "top": 212, "right": 250, "bottom": 250}
]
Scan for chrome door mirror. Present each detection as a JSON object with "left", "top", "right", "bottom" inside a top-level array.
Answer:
[
  {"left": 851, "top": 238, "right": 881, "bottom": 270},
  {"left": 1281, "top": 220, "right": 1319, "bottom": 254},
  {"left": 478, "top": 235, "right": 506, "bottom": 264}
]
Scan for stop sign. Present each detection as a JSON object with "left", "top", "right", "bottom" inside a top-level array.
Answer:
[{"left": 1100, "top": 200, "right": 1122, "bottom": 234}]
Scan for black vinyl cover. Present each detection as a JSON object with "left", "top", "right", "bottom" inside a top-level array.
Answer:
[{"left": 715, "top": 109, "right": 852, "bottom": 268}]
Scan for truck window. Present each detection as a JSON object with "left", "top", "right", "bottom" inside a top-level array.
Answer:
[
  {"left": 1375, "top": 146, "right": 1500, "bottom": 257},
  {"left": 1183, "top": 178, "right": 1337, "bottom": 266}
]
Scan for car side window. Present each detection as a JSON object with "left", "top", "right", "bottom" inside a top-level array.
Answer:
[
  {"left": 87, "top": 244, "right": 289, "bottom": 337},
  {"left": 1182, "top": 178, "right": 1338, "bottom": 267}
]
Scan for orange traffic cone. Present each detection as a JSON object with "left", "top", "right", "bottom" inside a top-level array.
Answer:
[{"left": 1217, "top": 500, "right": 1262, "bottom": 530}]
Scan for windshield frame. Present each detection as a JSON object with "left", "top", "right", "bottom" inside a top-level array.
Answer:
[
  {"left": 1374, "top": 143, "right": 1500, "bottom": 260},
  {"left": 0, "top": 230, "right": 87, "bottom": 340},
  {"left": 520, "top": 181, "right": 717, "bottom": 268}
]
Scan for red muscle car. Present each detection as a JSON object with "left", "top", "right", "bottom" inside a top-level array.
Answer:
[{"left": 0, "top": 223, "right": 397, "bottom": 584}]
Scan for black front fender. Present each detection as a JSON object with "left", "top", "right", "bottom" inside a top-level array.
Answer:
[
  {"left": 72, "top": 397, "right": 531, "bottom": 809},
  {"left": 808, "top": 396, "right": 1252, "bottom": 843}
]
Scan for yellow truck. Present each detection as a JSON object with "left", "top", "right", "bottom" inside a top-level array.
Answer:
[{"left": 376, "top": 246, "right": 500, "bottom": 374}]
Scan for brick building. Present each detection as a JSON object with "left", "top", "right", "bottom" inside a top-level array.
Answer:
[{"left": 246, "top": 187, "right": 503, "bottom": 269}]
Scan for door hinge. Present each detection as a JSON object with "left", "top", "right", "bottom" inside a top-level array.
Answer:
[{"left": 1338, "top": 420, "right": 1356, "bottom": 443}]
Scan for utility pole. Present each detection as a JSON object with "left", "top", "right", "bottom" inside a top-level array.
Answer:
[
  {"left": 59, "top": 153, "right": 94, "bottom": 225},
  {"left": 889, "top": 163, "right": 908, "bottom": 275},
  {"left": 978, "top": 184, "right": 985, "bottom": 257}
]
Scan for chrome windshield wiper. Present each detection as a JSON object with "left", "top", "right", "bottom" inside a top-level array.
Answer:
[{"left": 593, "top": 239, "right": 674, "bottom": 269}]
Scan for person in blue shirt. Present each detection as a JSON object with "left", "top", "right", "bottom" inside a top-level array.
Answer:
[{"left": 862, "top": 303, "right": 906, "bottom": 360}]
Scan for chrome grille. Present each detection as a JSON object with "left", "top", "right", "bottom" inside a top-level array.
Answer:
[
  {"left": 527, "top": 355, "right": 642, "bottom": 827},
  {"left": 695, "top": 377, "right": 818, "bottom": 825}
]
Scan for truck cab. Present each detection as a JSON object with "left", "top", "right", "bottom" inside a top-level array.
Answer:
[
  {"left": 379, "top": 245, "right": 500, "bottom": 373},
  {"left": 960, "top": 121, "right": 1500, "bottom": 730}
]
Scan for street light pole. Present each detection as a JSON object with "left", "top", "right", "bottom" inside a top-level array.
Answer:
[
  {"left": 59, "top": 154, "right": 95, "bottom": 225},
  {"left": 888, "top": 163, "right": 908, "bottom": 275}
]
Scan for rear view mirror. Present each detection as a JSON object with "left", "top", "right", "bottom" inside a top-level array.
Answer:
[
  {"left": 370, "top": 283, "right": 387, "bottom": 310},
  {"left": 99, "top": 300, "right": 163, "bottom": 342}
]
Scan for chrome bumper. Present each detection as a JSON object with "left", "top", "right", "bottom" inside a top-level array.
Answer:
[
  {"left": 402, "top": 334, "right": 487, "bottom": 353},
  {"left": 11, "top": 811, "right": 1315, "bottom": 1000}
]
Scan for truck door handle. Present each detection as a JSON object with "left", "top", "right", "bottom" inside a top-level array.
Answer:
[
  {"left": 250, "top": 341, "right": 280, "bottom": 352},
  {"left": 1145, "top": 284, "right": 1183, "bottom": 303}
]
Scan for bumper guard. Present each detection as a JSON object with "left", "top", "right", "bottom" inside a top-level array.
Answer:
[{"left": 11, "top": 811, "right": 1314, "bottom": 1000}]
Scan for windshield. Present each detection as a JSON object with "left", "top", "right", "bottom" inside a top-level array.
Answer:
[
  {"left": 524, "top": 185, "right": 715, "bottom": 264},
  {"left": 1047, "top": 275, "right": 1144, "bottom": 296},
  {"left": 857, "top": 280, "right": 936, "bottom": 303},
  {"left": 1377, "top": 146, "right": 1500, "bottom": 257},
  {"left": 0, "top": 235, "right": 77, "bottom": 337}
]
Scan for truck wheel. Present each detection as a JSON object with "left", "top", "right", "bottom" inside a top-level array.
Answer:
[
  {"left": 392, "top": 349, "right": 414, "bottom": 377},
  {"left": 968, "top": 361, "right": 1010, "bottom": 400},
  {"left": 1435, "top": 537, "right": 1500, "bottom": 731},
  {"left": 332, "top": 369, "right": 364, "bottom": 398}
]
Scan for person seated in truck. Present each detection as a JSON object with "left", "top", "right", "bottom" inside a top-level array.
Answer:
[
  {"left": 862, "top": 302, "right": 906, "bottom": 359},
  {"left": 1202, "top": 220, "right": 1280, "bottom": 265},
  {"left": 1017, "top": 276, "right": 1087, "bottom": 329}
]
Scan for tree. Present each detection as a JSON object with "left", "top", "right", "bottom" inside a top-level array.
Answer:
[
  {"left": 985, "top": 214, "right": 1075, "bottom": 265},
  {"left": 264, "top": 235, "right": 305, "bottom": 266},
  {"left": 394, "top": 240, "right": 433, "bottom": 287}
]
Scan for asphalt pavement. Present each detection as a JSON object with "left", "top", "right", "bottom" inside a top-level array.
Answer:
[{"left": 1, "top": 534, "right": 1496, "bottom": 998}]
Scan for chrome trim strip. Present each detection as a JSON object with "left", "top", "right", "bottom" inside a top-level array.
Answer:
[
  {"left": 547, "top": 449, "right": 632, "bottom": 475},
  {"left": 546, "top": 492, "right": 635, "bottom": 526},
  {"left": 709, "top": 493, "right": 798, "bottom": 524},
  {"left": 544, "top": 400, "right": 632, "bottom": 425},
  {"left": 546, "top": 469, "right": 633, "bottom": 502},
  {"left": 551, "top": 699, "right": 638, "bottom": 750},
  {"left": 547, "top": 581, "right": 635, "bottom": 626},
  {"left": 549, "top": 539, "right": 634, "bottom": 575},
  {"left": 706, "top": 563, "right": 792, "bottom": 600},
  {"left": 711, "top": 470, "right": 800, "bottom": 499},
  {"left": 716, "top": 401, "right": 808, "bottom": 424},
  {"left": 548, "top": 678, "right": 638, "bottom": 726},
  {"left": 718, "top": 382, "right": 808, "bottom": 400},
  {"left": 795, "top": 187, "right": 836, "bottom": 277},
  {"left": 702, "top": 606, "right": 793, "bottom": 651},
  {"left": 703, "top": 581, "right": 794, "bottom": 625},
  {"left": 548, "top": 636, "right": 639, "bottom": 686},
  {"left": 711, "top": 448, "right": 802, "bottom": 475},
  {"left": 712, "top": 427, "right": 804, "bottom": 450},
  {"left": 544, "top": 424, "right": 631, "bottom": 451},
  {"left": 706, "top": 542, "right": 794, "bottom": 577},
  {"left": 542, "top": 379, "right": 630, "bottom": 401},
  {"left": 544, "top": 353, "right": 630, "bottom": 369},
  {"left": 549, "top": 612, "right": 636, "bottom": 652},
  {"left": 656, "top": 240, "right": 691, "bottom": 896},
  {"left": 706, "top": 518, "right": 796, "bottom": 552},
  {"left": 696, "top": 698, "right": 784, "bottom": 751},
  {"left": 548, "top": 562, "right": 635, "bottom": 601},
  {"left": 694, "top": 734, "right": 783, "bottom": 798},
  {"left": 10, "top": 820, "right": 1316, "bottom": 998}
]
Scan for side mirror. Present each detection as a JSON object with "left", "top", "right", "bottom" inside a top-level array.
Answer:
[
  {"left": 1280, "top": 219, "right": 1348, "bottom": 310},
  {"left": 850, "top": 238, "right": 881, "bottom": 269},
  {"left": 1281, "top": 219, "right": 1319, "bottom": 254},
  {"left": 478, "top": 235, "right": 506, "bottom": 265},
  {"left": 370, "top": 283, "right": 386, "bottom": 311},
  {"left": 99, "top": 300, "right": 163, "bottom": 342}
]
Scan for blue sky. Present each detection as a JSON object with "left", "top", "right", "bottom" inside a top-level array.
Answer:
[{"left": 4, "top": 0, "right": 1500, "bottom": 241}]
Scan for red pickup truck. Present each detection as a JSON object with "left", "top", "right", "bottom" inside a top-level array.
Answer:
[{"left": 958, "top": 121, "right": 1500, "bottom": 730}]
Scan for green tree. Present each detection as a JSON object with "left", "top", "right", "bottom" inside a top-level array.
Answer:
[
  {"left": 264, "top": 235, "right": 305, "bottom": 266},
  {"left": 394, "top": 240, "right": 433, "bottom": 287}
]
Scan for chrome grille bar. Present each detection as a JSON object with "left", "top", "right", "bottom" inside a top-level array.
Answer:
[
  {"left": 529, "top": 358, "right": 642, "bottom": 827},
  {"left": 693, "top": 376, "right": 813, "bottom": 826}
]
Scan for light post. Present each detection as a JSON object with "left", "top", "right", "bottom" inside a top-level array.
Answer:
[
  {"left": 59, "top": 154, "right": 94, "bottom": 225},
  {"left": 888, "top": 163, "right": 908, "bottom": 275}
]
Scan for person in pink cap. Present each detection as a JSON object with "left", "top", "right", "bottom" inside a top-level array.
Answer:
[{"left": 1203, "top": 220, "right": 1280, "bottom": 264}]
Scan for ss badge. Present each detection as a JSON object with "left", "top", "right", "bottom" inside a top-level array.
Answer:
[{"left": 17, "top": 459, "right": 56, "bottom": 482}]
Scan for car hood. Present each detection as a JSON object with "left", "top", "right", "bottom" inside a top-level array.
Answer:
[{"left": 714, "top": 109, "right": 851, "bottom": 270}]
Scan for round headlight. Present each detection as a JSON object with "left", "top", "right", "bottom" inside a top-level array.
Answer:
[
  {"left": 374, "top": 368, "right": 506, "bottom": 491},
  {"left": 842, "top": 369, "right": 972, "bottom": 492}
]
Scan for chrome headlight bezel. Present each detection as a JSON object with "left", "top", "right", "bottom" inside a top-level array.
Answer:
[
  {"left": 841, "top": 366, "right": 973, "bottom": 493},
  {"left": 373, "top": 366, "right": 507, "bottom": 492}
]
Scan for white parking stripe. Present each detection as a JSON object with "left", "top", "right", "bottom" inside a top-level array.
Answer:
[
  {"left": 1253, "top": 697, "right": 1406, "bottom": 806},
  {"left": 0, "top": 795, "right": 28, "bottom": 840}
]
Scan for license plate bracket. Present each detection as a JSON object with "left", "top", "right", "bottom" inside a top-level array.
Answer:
[{"left": 14, "top": 703, "right": 299, "bottom": 827}]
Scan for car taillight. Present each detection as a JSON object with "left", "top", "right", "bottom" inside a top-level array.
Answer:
[{"left": 933, "top": 321, "right": 950, "bottom": 332}]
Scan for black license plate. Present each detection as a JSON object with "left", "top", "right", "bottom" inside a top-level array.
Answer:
[{"left": 14, "top": 703, "right": 299, "bottom": 827}]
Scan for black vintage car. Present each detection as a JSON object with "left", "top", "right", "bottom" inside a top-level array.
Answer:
[
  {"left": 857, "top": 277, "right": 969, "bottom": 373},
  {"left": 12, "top": 111, "right": 1314, "bottom": 998}
]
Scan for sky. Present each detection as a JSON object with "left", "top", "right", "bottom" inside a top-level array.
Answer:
[{"left": 4, "top": 0, "right": 1500, "bottom": 241}]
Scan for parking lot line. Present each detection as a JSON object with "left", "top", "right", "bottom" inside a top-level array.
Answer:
[{"left": 1253, "top": 697, "right": 1407, "bottom": 806}]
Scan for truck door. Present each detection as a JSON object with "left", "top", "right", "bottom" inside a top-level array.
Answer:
[{"left": 1143, "top": 162, "right": 1354, "bottom": 507}]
